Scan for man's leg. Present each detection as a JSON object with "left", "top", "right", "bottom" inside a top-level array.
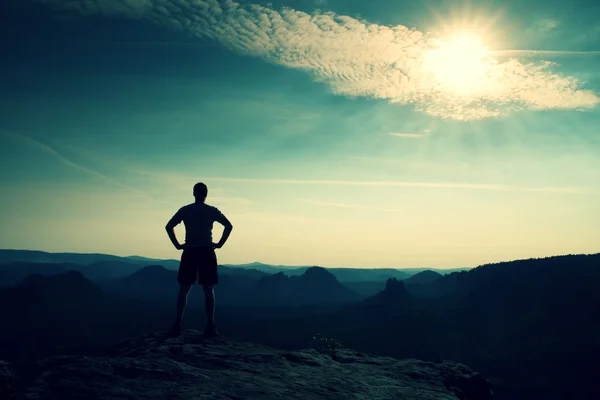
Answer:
[
  {"left": 172, "top": 284, "right": 192, "bottom": 333},
  {"left": 199, "top": 248, "right": 219, "bottom": 337},
  {"left": 203, "top": 284, "right": 216, "bottom": 329}
]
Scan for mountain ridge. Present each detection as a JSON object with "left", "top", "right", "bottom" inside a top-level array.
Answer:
[{"left": 0, "top": 249, "right": 469, "bottom": 278}]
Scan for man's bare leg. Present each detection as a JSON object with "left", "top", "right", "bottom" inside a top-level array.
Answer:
[
  {"left": 171, "top": 284, "right": 192, "bottom": 334},
  {"left": 203, "top": 285, "right": 218, "bottom": 336}
]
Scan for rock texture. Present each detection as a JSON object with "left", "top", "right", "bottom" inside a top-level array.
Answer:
[
  {"left": 15, "top": 330, "right": 492, "bottom": 400},
  {"left": 1, "top": 360, "right": 17, "bottom": 398}
]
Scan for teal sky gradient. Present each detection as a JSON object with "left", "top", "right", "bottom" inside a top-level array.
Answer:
[{"left": 1, "top": 0, "right": 599, "bottom": 268}]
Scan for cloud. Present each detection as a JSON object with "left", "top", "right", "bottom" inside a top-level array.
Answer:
[
  {"left": 493, "top": 50, "right": 600, "bottom": 58},
  {"left": 124, "top": 164, "right": 585, "bottom": 194},
  {"left": 119, "top": 169, "right": 255, "bottom": 206},
  {"left": 532, "top": 18, "right": 560, "bottom": 33},
  {"left": 205, "top": 196, "right": 253, "bottom": 205},
  {"left": 197, "top": 176, "right": 583, "bottom": 193},
  {"left": 388, "top": 132, "right": 427, "bottom": 138},
  {"left": 300, "top": 198, "right": 405, "bottom": 212},
  {"left": 34, "top": 0, "right": 599, "bottom": 120},
  {"left": 229, "top": 211, "right": 327, "bottom": 223}
]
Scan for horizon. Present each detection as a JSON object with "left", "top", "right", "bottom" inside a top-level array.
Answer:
[
  {"left": 1, "top": 0, "right": 600, "bottom": 268},
  {"left": 2, "top": 247, "right": 597, "bottom": 271}
]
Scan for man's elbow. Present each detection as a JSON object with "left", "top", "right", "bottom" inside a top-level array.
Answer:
[
  {"left": 225, "top": 223, "right": 233, "bottom": 231},
  {"left": 165, "top": 224, "right": 174, "bottom": 231}
]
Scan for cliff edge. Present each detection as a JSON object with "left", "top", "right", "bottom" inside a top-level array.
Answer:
[{"left": 9, "top": 330, "right": 492, "bottom": 399}]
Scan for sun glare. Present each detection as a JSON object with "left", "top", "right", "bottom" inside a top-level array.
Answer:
[{"left": 424, "top": 33, "right": 492, "bottom": 95}]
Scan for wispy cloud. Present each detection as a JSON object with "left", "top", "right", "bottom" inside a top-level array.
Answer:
[
  {"left": 208, "top": 196, "right": 254, "bottom": 205},
  {"left": 493, "top": 50, "right": 600, "bottom": 57},
  {"left": 229, "top": 211, "right": 327, "bottom": 223},
  {"left": 34, "top": 0, "right": 599, "bottom": 120},
  {"left": 531, "top": 18, "right": 560, "bottom": 33},
  {"left": 115, "top": 168, "right": 254, "bottom": 206},
  {"left": 125, "top": 165, "right": 585, "bottom": 194},
  {"left": 388, "top": 132, "right": 428, "bottom": 139},
  {"left": 43, "top": 146, "right": 257, "bottom": 206},
  {"left": 300, "top": 198, "right": 405, "bottom": 212},
  {"left": 1, "top": 131, "right": 151, "bottom": 199},
  {"left": 199, "top": 176, "right": 583, "bottom": 193}
]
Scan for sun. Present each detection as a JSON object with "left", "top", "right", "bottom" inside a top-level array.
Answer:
[{"left": 424, "top": 33, "right": 492, "bottom": 95}]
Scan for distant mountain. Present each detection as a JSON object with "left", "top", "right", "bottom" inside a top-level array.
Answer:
[
  {"left": 224, "top": 264, "right": 466, "bottom": 280},
  {"left": 229, "top": 265, "right": 415, "bottom": 282},
  {"left": 397, "top": 267, "right": 470, "bottom": 275},
  {"left": 326, "top": 268, "right": 411, "bottom": 282},
  {"left": 0, "top": 271, "right": 108, "bottom": 326},
  {"left": 105, "top": 264, "right": 264, "bottom": 301},
  {"left": 295, "top": 267, "right": 360, "bottom": 300},
  {"left": 116, "top": 265, "right": 178, "bottom": 297},
  {"left": 0, "top": 271, "right": 109, "bottom": 364},
  {"left": 404, "top": 270, "right": 443, "bottom": 284},
  {"left": 0, "top": 261, "right": 149, "bottom": 286},
  {"left": 17, "top": 270, "right": 104, "bottom": 302},
  {"left": 340, "top": 278, "right": 412, "bottom": 322},
  {"left": 82, "top": 260, "right": 158, "bottom": 280},
  {"left": 0, "top": 270, "right": 168, "bottom": 366},
  {"left": 0, "top": 250, "right": 462, "bottom": 283},
  {"left": 0, "top": 249, "right": 180, "bottom": 270},
  {"left": 0, "top": 249, "right": 138, "bottom": 265},
  {"left": 222, "top": 262, "right": 310, "bottom": 274},
  {"left": 219, "top": 266, "right": 270, "bottom": 279},
  {"left": 328, "top": 253, "right": 600, "bottom": 400},
  {"left": 123, "top": 265, "right": 174, "bottom": 285},
  {"left": 360, "top": 278, "right": 410, "bottom": 308},
  {"left": 0, "top": 262, "right": 69, "bottom": 287},
  {"left": 343, "top": 280, "right": 387, "bottom": 297},
  {"left": 101, "top": 264, "right": 362, "bottom": 308},
  {"left": 123, "top": 255, "right": 161, "bottom": 263},
  {"left": 255, "top": 267, "right": 361, "bottom": 306}
]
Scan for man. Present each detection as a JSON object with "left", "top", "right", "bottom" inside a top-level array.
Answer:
[{"left": 165, "top": 182, "right": 233, "bottom": 338}]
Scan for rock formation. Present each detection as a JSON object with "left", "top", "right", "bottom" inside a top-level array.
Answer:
[{"left": 8, "top": 330, "right": 492, "bottom": 399}]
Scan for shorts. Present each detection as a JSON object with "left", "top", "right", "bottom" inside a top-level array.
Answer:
[{"left": 178, "top": 247, "right": 218, "bottom": 286}]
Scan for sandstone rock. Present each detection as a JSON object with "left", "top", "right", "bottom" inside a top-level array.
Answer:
[
  {"left": 1, "top": 360, "right": 17, "bottom": 398},
  {"left": 19, "top": 330, "right": 492, "bottom": 400}
]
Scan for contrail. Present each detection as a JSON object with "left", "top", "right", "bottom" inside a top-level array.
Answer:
[
  {"left": 492, "top": 49, "right": 600, "bottom": 57},
  {"left": 300, "top": 198, "right": 405, "bottom": 212},
  {"left": 201, "top": 176, "right": 583, "bottom": 193},
  {"left": 2, "top": 130, "right": 152, "bottom": 199}
]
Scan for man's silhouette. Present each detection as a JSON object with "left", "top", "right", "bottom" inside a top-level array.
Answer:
[{"left": 165, "top": 182, "right": 233, "bottom": 338}]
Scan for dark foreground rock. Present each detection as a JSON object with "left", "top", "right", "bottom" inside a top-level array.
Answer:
[
  {"left": 12, "top": 330, "right": 492, "bottom": 399},
  {"left": 1, "top": 360, "right": 17, "bottom": 398}
]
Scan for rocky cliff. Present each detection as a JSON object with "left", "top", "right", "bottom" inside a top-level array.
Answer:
[{"left": 6, "top": 330, "right": 492, "bottom": 399}]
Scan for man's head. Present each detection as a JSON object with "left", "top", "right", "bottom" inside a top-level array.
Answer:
[{"left": 193, "top": 182, "right": 208, "bottom": 201}]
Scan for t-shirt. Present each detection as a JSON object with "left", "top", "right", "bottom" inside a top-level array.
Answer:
[{"left": 169, "top": 203, "right": 229, "bottom": 247}]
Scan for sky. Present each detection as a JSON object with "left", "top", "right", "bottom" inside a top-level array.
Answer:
[{"left": 1, "top": 0, "right": 599, "bottom": 269}]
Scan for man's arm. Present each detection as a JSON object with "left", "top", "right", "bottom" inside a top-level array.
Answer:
[
  {"left": 213, "top": 212, "right": 233, "bottom": 249},
  {"left": 165, "top": 209, "right": 184, "bottom": 250}
]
